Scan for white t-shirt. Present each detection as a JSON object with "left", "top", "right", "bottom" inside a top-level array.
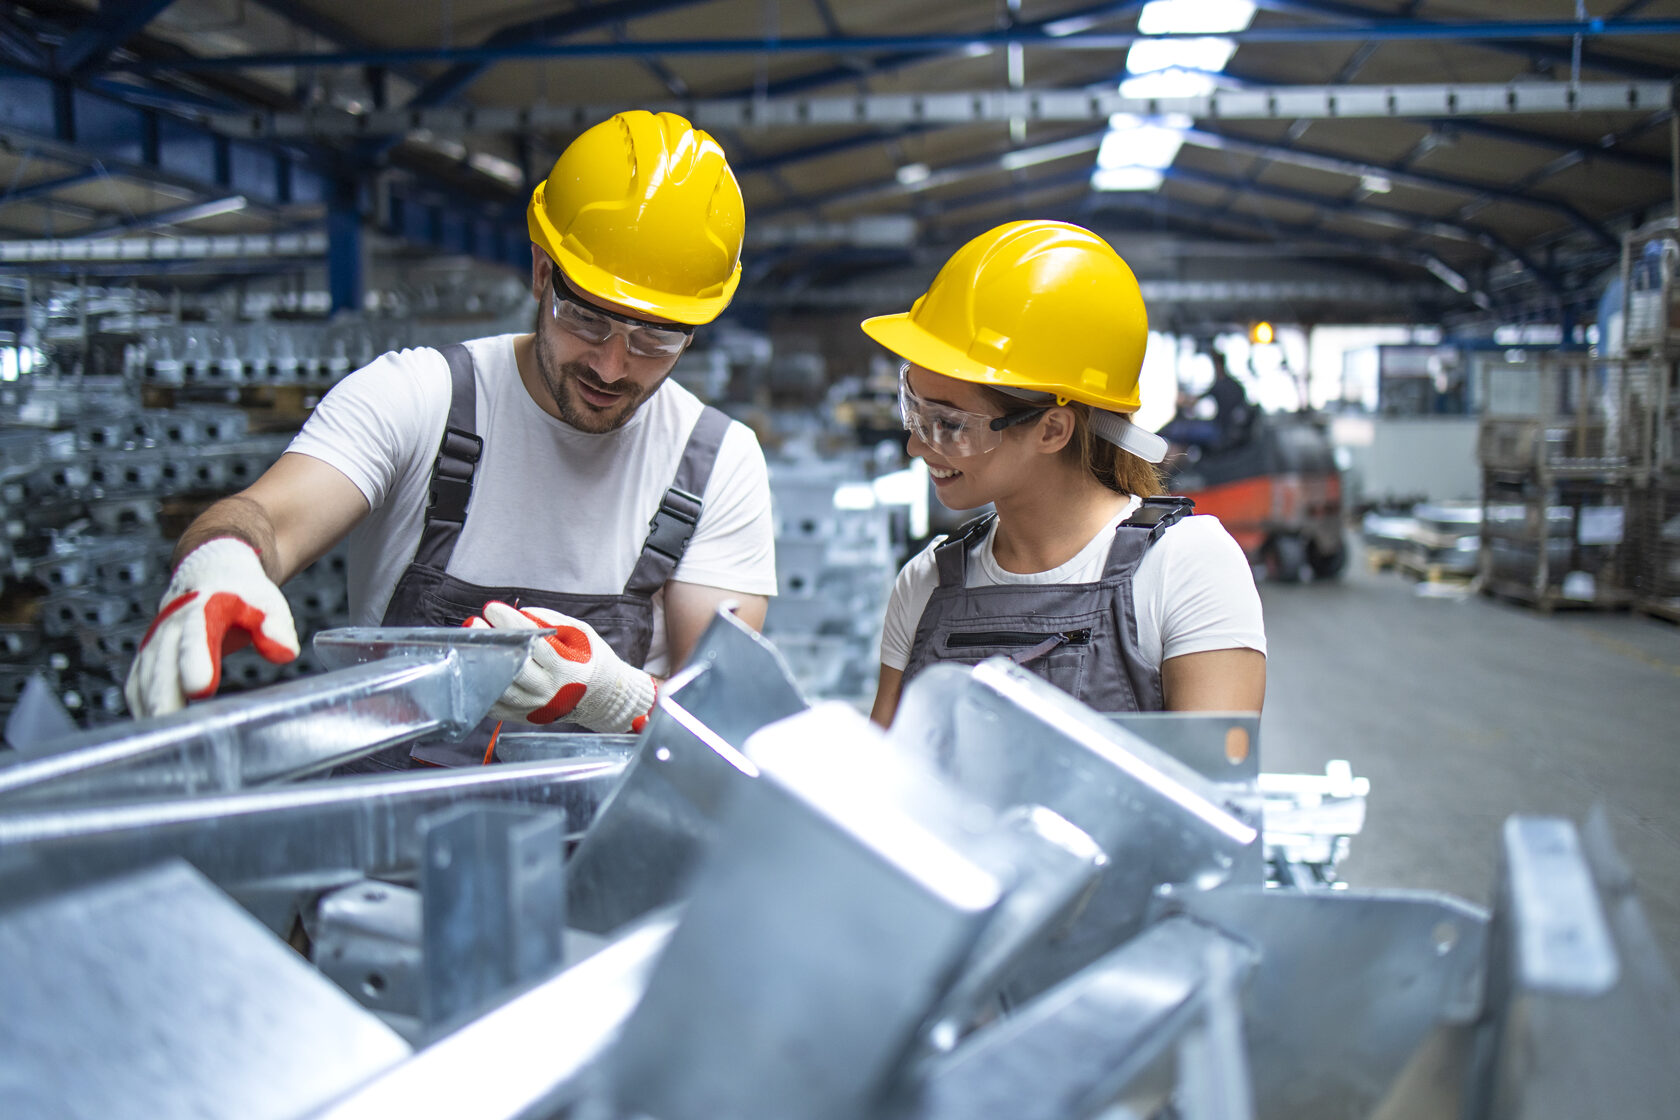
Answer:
[
  {"left": 880, "top": 496, "right": 1266, "bottom": 673},
  {"left": 287, "top": 334, "right": 777, "bottom": 676}
]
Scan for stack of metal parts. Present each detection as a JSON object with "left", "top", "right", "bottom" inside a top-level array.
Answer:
[
  {"left": 0, "top": 376, "right": 347, "bottom": 729},
  {"left": 2, "top": 608, "right": 1674, "bottom": 1119},
  {"left": 762, "top": 456, "right": 900, "bottom": 702},
  {"left": 125, "top": 321, "right": 467, "bottom": 388}
]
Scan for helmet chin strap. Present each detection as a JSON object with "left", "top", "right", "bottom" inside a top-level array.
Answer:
[{"left": 992, "top": 386, "right": 1168, "bottom": 464}]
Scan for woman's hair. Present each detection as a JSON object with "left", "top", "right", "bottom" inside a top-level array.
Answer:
[{"left": 975, "top": 386, "right": 1162, "bottom": 498}]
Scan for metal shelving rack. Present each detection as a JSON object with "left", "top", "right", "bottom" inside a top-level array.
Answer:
[
  {"left": 1476, "top": 351, "right": 1636, "bottom": 611},
  {"left": 1614, "top": 219, "right": 1680, "bottom": 620}
]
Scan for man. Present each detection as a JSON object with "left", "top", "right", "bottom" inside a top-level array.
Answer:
[
  {"left": 123, "top": 111, "right": 777, "bottom": 766},
  {"left": 1160, "top": 351, "right": 1254, "bottom": 454}
]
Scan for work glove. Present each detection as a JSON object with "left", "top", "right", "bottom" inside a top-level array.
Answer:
[
  {"left": 465, "top": 601, "right": 656, "bottom": 734},
  {"left": 123, "top": 538, "right": 299, "bottom": 718}
]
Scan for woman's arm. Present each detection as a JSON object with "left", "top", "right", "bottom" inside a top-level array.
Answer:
[
  {"left": 1161, "top": 648, "right": 1266, "bottom": 711},
  {"left": 869, "top": 664, "right": 905, "bottom": 727}
]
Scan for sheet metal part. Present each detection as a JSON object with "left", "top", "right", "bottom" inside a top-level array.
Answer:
[
  {"left": 903, "top": 917, "right": 1256, "bottom": 1120},
  {"left": 0, "top": 756, "right": 625, "bottom": 914},
  {"left": 306, "top": 913, "right": 677, "bottom": 1120},
  {"left": 311, "top": 879, "right": 426, "bottom": 1028},
  {"left": 608, "top": 705, "right": 1006, "bottom": 1120},
  {"left": 0, "top": 628, "right": 537, "bottom": 803},
  {"left": 1474, "top": 811, "right": 1680, "bottom": 1120},
  {"left": 1163, "top": 886, "right": 1489, "bottom": 1120},
  {"left": 0, "top": 860, "right": 411, "bottom": 1120},
  {"left": 419, "top": 803, "right": 567, "bottom": 1034},
  {"left": 892, "top": 660, "right": 1260, "bottom": 1001},
  {"left": 564, "top": 606, "right": 807, "bottom": 934}
]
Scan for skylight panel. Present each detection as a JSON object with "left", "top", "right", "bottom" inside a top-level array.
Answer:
[
  {"left": 1091, "top": 167, "right": 1165, "bottom": 191},
  {"left": 1126, "top": 37, "right": 1237, "bottom": 76},
  {"left": 1120, "top": 69, "right": 1220, "bottom": 99}
]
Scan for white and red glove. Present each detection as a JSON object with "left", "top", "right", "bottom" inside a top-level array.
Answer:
[
  {"left": 123, "top": 538, "right": 299, "bottom": 718},
  {"left": 465, "top": 601, "right": 656, "bottom": 734}
]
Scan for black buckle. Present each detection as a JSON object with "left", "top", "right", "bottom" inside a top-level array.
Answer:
[
  {"left": 644, "top": 486, "right": 703, "bottom": 562},
  {"left": 426, "top": 426, "right": 483, "bottom": 522}
]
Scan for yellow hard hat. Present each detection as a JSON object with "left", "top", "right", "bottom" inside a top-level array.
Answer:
[
  {"left": 527, "top": 111, "right": 744, "bottom": 326},
  {"left": 861, "top": 220, "right": 1149, "bottom": 413}
]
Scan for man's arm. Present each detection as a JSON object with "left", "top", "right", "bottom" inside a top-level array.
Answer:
[
  {"left": 1161, "top": 648, "right": 1266, "bottom": 712},
  {"left": 176, "top": 452, "right": 370, "bottom": 583},
  {"left": 663, "top": 580, "right": 770, "bottom": 672}
]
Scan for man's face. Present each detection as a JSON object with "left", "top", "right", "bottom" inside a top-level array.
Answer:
[{"left": 529, "top": 255, "right": 692, "bottom": 433}]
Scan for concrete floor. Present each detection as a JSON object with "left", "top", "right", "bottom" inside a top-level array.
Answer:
[{"left": 1258, "top": 548, "right": 1680, "bottom": 975}]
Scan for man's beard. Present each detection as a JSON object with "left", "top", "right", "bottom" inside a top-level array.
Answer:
[{"left": 532, "top": 316, "right": 657, "bottom": 433}]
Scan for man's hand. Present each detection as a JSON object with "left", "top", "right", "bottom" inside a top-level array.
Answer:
[
  {"left": 123, "top": 538, "right": 299, "bottom": 718},
  {"left": 465, "top": 601, "right": 656, "bottom": 733}
]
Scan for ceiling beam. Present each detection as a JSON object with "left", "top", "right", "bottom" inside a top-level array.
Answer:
[
  {"left": 1184, "top": 126, "right": 1618, "bottom": 249},
  {"left": 404, "top": 0, "right": 715, "bottom": 110},
  {"left": 120, "top": 19, "right": 1680, "bottom": 72},
  {"left": 1161, "top": 163, "right": 1563, "bottom": 292},
  {"left": 1252, "top": 0, "right": 1677, "bottom": 82},
  {"left": 55, "top": 0, "right": 176, "bottom": 76},
  {"left": 203, "top": 81, "right": 1673, "bottom": 141},
  {"left": 0, "top": 169, "right": 104, "bottom": 210}
]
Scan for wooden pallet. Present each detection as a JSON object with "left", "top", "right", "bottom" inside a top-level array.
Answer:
[
  {"left": 1481, "top": 577, "right": 1633, "bottom": 614},
  {"left": 1365, "top": 547, "right": 1399, "bottom": 572},
  {"left": 1636, "top": 597, "right": 1680, "bottom": 625},
  {"left": 1396, "top": 555, "right": 1477, "bottom": 586}
]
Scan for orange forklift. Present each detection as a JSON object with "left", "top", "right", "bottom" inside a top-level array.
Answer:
[{"left": 1164, "top": 411, "right": 1347, "bottom": 581}]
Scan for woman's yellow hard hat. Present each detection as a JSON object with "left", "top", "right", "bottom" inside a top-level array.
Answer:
[
  {"left": 862, "top": 220, "right": 1149, "bottom": 413},
  {"left": 528, "top": 111, "right": 744, "bottom": 326}
]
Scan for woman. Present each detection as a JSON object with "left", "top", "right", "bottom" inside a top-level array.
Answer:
[{"left": 863, "top": 220, "right": 1266, "bottom": 726}]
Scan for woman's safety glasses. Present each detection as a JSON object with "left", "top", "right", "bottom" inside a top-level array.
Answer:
[
  {"left": 551, "top": 273, "right": 694, "bottom": 358},
  {"left": 898, "top": 364, "right": 1047, "bottom": 457}
]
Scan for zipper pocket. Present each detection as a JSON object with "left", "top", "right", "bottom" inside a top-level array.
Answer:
[{"left": 946, "top": 628, "right": 1093, "bottom": 666}]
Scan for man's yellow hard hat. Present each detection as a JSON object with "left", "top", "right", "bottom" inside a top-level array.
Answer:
[{"left": 528, "top": 111, "right": 744, "bottom": 326}]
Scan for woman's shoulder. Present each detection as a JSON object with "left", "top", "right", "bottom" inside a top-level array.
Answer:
[{"left": 1150, "top": 511, "right": 1253, "bottom": 571}]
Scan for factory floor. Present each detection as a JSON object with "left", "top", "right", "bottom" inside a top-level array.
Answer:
[{"left": 1259, "top": 544, "right": 1680, "bottom": 975}]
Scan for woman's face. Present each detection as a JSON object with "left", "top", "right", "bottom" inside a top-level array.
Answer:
[{"left": 900, "top": 365, "right": 1043, "bottom": 511}]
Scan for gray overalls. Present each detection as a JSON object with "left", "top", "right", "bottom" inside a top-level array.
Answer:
[
  {"left": 902, "top": 497, "right": 1193, "bottom": 713},
  {"left": 356, "top": 343, "right": 730, "bottom": 769}
]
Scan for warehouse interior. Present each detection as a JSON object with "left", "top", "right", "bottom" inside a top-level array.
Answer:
[{"left": 2, "top": 2, "right": 1680, "bottom": 1117}]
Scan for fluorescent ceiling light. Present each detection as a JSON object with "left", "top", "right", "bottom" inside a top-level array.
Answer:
[
  {"left": 468, "top": 151, "right": 523, "bottom": 187},
  {"left": 962, "top": 43, "right": 993, "bottom": 58},
  {"left": 1000, "top": 135, "right": 1103, "bottom": 171},
  {"left": 896, "top": 162, "right": 931, "bottom": 186},
  {"left": 1099, "top": 124, "right": 1186, "bottom": 170},
  {"left": 1045, "top": 15, "right": 1101, "bottom": 36},
  {"left": 1120, "top": 69, "right": 1219, "bottom": 99},
  {"left": 1359, "top": 173, "right": 1393, "bottom": 194},
  {"left": 1126, "top": 37, "right": 1236, "bottom": 76},
  {"left": 1092, "top": 166, "right": 1164, "bottom": 191},
  {"left": 1137, "top": 0, "right": 1256, "bottom": 35},
  {"left": 1423, "top": 255, "right": 1470, "bottom": 294}
]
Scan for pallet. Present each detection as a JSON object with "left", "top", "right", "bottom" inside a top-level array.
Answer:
[
  {"left": 1396, "top": 555, "right": 1477, "bottom": 586},
  {"left": 1636, "top": 597, "right": 1680, "bottom": 625},
  {"left": 1481, "top": 577, "right": 1633, "bottom": 614},
  {"left": 1365, "top": 547, "right": 1399, "bottom": 572}
]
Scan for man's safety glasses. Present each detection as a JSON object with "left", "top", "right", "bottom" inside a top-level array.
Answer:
[
  {"left": 551, "top": 274, "right": 694, "bottom": 358},
  {"left": 898, "top": 365, "right": 1047, "bottom": 457}
]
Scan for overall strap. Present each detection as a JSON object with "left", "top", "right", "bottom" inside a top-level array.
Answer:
[
  {"left": 411, "top": 344, "right": 483, "bottom": 570},
  {"left": 1102, "top": 495, "right": 1195, "bottom": 578},
  {"left": 624, "top": 406, "right": 733, "bottom": 597},
  {"left": 932, "top": 513, "right": 996, "bottom": 588}
]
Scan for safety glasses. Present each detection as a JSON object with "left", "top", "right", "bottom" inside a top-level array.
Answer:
[
  {"left": 898, "top": 364, "right": 1047, "bottom": 457},
  {"left": 550, "top": 273, "right": 694, "bottom": 358}
]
